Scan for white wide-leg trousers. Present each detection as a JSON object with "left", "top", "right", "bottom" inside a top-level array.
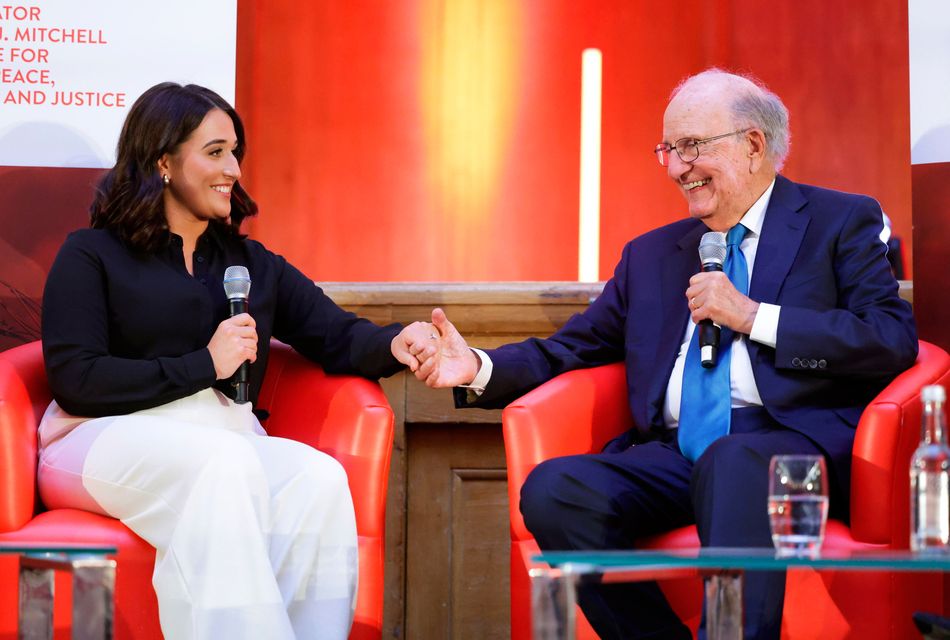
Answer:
[{"left": 37, "top": 388, "right": 358, "bottom": 640}]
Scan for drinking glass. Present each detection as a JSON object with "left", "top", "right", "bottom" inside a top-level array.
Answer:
[{"left": 767, "top": 454, "right": 829, "bottom": 557}]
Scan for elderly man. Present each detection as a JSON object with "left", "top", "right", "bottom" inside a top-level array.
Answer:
[{"left": 401, "top": 69, "right": 917, "bottom": 639}]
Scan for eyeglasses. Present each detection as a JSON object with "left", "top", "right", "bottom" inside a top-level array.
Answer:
[{"left": 653, "top": 129, "right": 750, "bottom": 167}]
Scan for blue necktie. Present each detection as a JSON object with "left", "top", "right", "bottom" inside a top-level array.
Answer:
[{"left": 678, "top": 224, "right": 749, "bottom": 462}]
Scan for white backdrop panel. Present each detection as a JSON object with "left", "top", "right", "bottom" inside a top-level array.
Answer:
[
  {"left": 0, "top": 0, "right": 236, "bottom": 168},
  {"left": 909, "top": 0, "right": 950, "bottom": 165}
]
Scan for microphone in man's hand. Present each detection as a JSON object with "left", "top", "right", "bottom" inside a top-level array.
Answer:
[
  {"left": 697, "top": 232, "right": 727, "bottom": 368},
  {"left": 223, "top": 265, "right": 252, "bottom": 404}
]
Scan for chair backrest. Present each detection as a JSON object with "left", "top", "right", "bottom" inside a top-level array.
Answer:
[{"left": 850, "top": 339, "right": 950, "bottom": 545}]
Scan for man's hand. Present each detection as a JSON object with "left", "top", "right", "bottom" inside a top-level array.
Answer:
[
  {"left": 416, "top": 308, "right": 480, "bottom": 388},
  {"left": 685, "top": 271, "right": 759, "bottom": 334}
]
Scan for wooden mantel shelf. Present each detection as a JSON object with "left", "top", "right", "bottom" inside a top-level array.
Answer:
[{"left": 319, "top": 281, "right": 604, "bottom": 339}]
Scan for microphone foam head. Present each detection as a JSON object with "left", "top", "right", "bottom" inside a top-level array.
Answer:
[
  {"left": 698, "top": 232, "right": 727, "bottom": 266},
  {"left": 223, "top": 265, "right": 251, "bottom": 299}
]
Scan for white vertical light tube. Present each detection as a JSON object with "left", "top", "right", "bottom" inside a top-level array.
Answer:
[{"left": 578, "top": 48, "right": 603, "bottom": 282}]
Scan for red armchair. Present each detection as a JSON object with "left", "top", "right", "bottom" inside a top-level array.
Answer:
[
  {"left": 0, "top": 340, "right": 394, "bottom": 640},
  {"left": 503, "top": 340, "right": 950, "bottom": 640}
]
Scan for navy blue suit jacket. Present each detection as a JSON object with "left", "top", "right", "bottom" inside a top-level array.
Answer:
[{"left": 459, "top": 175, "right": 917, "bottom": 492}]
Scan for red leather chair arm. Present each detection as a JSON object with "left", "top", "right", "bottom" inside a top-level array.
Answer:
[
  {"left": 0, "top": 341, "right": 50, "bottom": 532},
  {"left": 850, "top": 340, "right": 950, "bottom": 545},
  {"left": 0, "top": 357, "right": 37, "bottom": 532},
  {"left": 502, "top": 362, "right": 633, "bottom": 542},
  {"left": 257, "top": 341, "right": 395, "bottom": 540},
  {"left": 0, "top": 341, "right": 52, "bottom": 425}
]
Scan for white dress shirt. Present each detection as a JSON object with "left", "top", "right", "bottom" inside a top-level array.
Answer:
[{"left": 663, "top": 179, "right": 779, "bottom": 427}]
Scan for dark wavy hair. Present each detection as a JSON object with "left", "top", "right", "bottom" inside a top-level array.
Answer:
[{"left": 90, "top": 82, "right": 258, "bottom": 252}]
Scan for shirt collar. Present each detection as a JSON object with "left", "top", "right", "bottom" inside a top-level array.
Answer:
[
  {"left": 201, "top": 221, "right": 230, "bottom": 253},
  {"left": 737, "top": 178, "right": 776, "bottom": 238},
  {"left": 167, "top": 223, "right": 230, "bottom": 249}
]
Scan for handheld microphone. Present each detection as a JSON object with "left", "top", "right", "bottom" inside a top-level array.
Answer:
[
  {"left": 223, "top": 265, "right": 252, "bottom": 403},
  {"left": 697, "top": 232, "right": 727, "bottom": 368}
]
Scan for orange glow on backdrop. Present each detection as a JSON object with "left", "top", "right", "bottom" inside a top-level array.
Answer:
[{"left": 420, "top": 0, "right": 521, "bottom": 250}]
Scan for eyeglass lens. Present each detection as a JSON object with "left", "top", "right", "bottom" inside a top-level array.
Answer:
[{"left": 654, "top": 140, "right": 700, "bottom": 167}]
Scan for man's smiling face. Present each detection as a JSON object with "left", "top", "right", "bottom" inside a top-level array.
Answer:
[{"left": 662, "top": 82, "right": 763, "bottom": 232}]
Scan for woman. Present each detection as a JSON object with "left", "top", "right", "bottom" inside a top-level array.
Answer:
[{"left": 39, "top": 82, "right": 432, "bottom": 639}]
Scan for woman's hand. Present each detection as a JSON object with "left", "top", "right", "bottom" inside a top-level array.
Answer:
[
  {"left": 391, "top": 321, "right": 439, "bottom": 373},
  {"left": 207, "top": 313, "right": 258, "bottom": 379}
]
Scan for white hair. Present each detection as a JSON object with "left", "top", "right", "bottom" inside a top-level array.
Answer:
[{"left": 671, "top": 69, "right": 791, "bottom": 170}]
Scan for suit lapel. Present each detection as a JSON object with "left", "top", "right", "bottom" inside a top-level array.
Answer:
[
  {"left": 750, "top": 175, "right": 809, "bottom": 304},
  {"left": 646, "top": 222, "right": 706, "bottom": 426}
]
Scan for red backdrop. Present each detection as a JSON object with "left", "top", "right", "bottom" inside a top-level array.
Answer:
[{"left": 236, "top": 0, "right": 912, "bottom": 282}]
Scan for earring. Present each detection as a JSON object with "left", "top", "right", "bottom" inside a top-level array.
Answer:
[{"left": 162, "top": 174, "right": 170, "bottom": 186}]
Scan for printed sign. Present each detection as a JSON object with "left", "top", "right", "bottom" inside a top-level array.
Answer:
[{"left": 0, "top": 1, "right": 236, "bottom": 168}]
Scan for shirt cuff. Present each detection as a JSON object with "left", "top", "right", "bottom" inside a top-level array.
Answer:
[
  {"left": 182, "top": 347, "right": 218, "bottom": 389},
  {"left": 458, "top": 347, "right": 492, "bottom": 397},
  {"left": 750, "top": 303, "right": 780, "bottom": 348}
]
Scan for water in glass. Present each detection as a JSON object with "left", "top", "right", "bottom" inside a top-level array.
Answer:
[
  {"left": 768, "top": 454, "right": 828, "bottom": 557},
  {"left": 768, "top": 494, "right": 829, "bottom": 555}
]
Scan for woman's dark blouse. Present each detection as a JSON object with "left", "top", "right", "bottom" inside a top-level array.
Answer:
[{"left": 42, "top": 224, "right": 403, "bottom": 417}]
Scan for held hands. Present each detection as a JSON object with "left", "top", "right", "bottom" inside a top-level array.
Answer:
[
  {"left": 390, "top": 308, "right": 479, "bottom": 388},
  {"left": 686, "top": 272, "right": 758, "bottom": 334},
  {"left": 391, "top": 320, "right": 440, "bottom": 374},
  {"left": 207, "top": 313, "right": 258, "bottom": 379}
]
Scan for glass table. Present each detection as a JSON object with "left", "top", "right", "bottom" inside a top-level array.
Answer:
[
  {"left": 530, "top": 547, "right": 950, "bottom": 640},
  {"left": 2, "top": 543, "right": 116, "bottom": 640}
]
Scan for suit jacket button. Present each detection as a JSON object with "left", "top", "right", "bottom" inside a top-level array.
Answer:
[
  {"left": 809, "top": 359, "right": 818, "bottom": 369},
  {"left": 818, "top": 359, "right": 827, "bottom": 369},
  {"left": 791, "top": 357, "right": 801, "bottom": 367}
]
